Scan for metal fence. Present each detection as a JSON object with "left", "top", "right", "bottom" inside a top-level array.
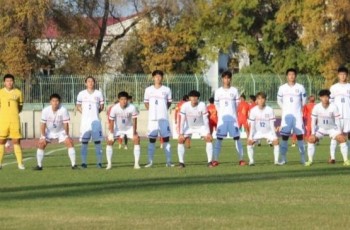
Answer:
[{"left": 15, "top": 73, "right": 326, "bottom": 110}]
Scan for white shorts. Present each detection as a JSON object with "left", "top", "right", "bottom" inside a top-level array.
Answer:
[
  {"left": 147, "top": 120, "right": 171, "bottom": 138},
  {"left": 216, "top": 120, "right": 240, "bottom": 139},
  {"left": 280, "top": 114, "right": 304, "bottom": 136},
  {"left": 183, "top": 126, "right": 209, "bottom": 138},
  {"left": 114, "top": 127, "right": 133, "bottom": 139},
  {"left": 340, "top": 119, "right": 350, "bottom": 133},
  {"left": 249, "top": 131, "right": 277, "bottom": 142},
  {"left": 315, "top": 128, "right": 341, "bottom": 140},
  {"left": 80, "top": 120, "right": 103, "bottom": 142},
  {"left": 46, "top": 130, "right": 68, "bottom": 143}
]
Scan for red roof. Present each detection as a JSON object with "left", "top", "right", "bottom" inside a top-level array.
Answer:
[{"left": 42, "top": 14, "right": 139, "bottom": 39}]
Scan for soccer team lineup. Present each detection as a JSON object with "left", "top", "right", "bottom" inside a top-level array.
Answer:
[{"left": 1, "top": 67, "right": 350, "bottom": 171}]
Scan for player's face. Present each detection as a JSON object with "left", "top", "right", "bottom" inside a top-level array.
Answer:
[
  {"left": 4, "top": 78, "right": 14, "bottom": 90},
  {"left": 189, "top": 96, "right": 199, "bottom": 106},
  {"left": 222, "top": 76, "right": 231, "bottom": 88},
  {"left": 319, "top": 95, "right": 329, "bottom": 105},
  {"left": 338, "top": 72, "right": 348, "bottom": 83},
  {"left": 50, "top": 98, "right": 60, "bottom": 110},
  {"left": 256, "top": 96, "right": 266, "bottom": 108},
  {"left": 287, "top": 71, "right": 296, "bottom": 84},
  {"left": 153, "top": 74, "right": 163, "bottom": 85},
  {"left": 85, "top": 78, "right": 95, "bottom": 90},
  {"left": 119, "top": 97, "right": 128, "bottom": 108}
]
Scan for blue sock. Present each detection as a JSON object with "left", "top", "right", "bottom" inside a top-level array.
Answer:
[
  {"left": 95, "top": 143, "right": 102, "bottom": 164},
  {"left": 81, "top": 143, "right": 88, "bottom": 164}
]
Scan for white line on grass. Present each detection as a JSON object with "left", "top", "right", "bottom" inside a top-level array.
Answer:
[{"left": 2, "top": 144, "right": 82, "bottom": 167}]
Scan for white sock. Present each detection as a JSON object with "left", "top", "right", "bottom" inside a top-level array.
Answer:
[
  {"left": 247, "top": 145, "right": 254, "bottom": 164},
  {"left": 81, "top": 143, "right": 88, "bottom": 164},
  {"left": 147, "top": 142, "right": 155, "bottom": 163},
  {"left": 95, "top": 143, "right": 102, "bottom": 164},
  {"left": 340, "top": 142, "right": 349, "bottom": 162},
  {"left": 163, "top": 142, "right": 172, "bottom": 164},
  {"left": 213, "top": 139, "right": 222, "bottom": 161},
  {"left": 36, "top": 149, "right": 44, "bottom": 167},
  {"left": 280, "top": 140, "right": 288, "bottom": 162},
  {"left": 206, "top": 142, "right": 213, "bottom": 163},
  {"left": 273, "top": 145, "right": 280, "bottom": 163},
  {"left": 330, "top": 139, "right": 337, "bottom": 160},
  {"left": 106, "top": 145, "right": 113, "bottom": 165},
  {"left": 235, "top": 139, "right": 244, "bottom": 160},
  {"left": 177, "top": 143, "right": 185, "bottom": 163},
  {"left": 134, "top": 145, "right": 140, "bottom": 166},
  {"left": 307, "top": 143, "right": 315, "bottom": 162},
  {"left": 68, "top": 147, "right": 76, "bottom": 166}
]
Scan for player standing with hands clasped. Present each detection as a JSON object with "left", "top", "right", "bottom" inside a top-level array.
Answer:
[
  {"left": 277, "top": 68, "right": 307, "bottom": 165},
  {"left": 144, "top": 70, "right": 174, "bottom": 167},
  {"left": 76, "top": 76, "right": 104, "bottom": 168},
  {"left": 212, "top": 70, "right": 246, "bottom": 166}
]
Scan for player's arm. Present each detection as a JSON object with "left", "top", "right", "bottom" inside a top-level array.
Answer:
[
  {"left": 202, "top": 108, "right": 212, "bottom": 140},
  {"left": 76, "top": 92, "right": 82, "bottom": 113},
  {"left": 18, "top": 90, "right": 23, "bottom": 113},
  {"left": 63, "top": 122, "right": 69, "bottom": 137},
  {"left": 40, "top": 123, "right": 46, "bottom": 139},
  {"left": 76, "top": 104, "right": 82, "bottom": 113},
  {"left": 269, "top": 113, "right": 276, "bottom": 134},
  {"left": 144, "top": 88, "right": 149, "bottom": 110},
  {"left": 311, "top": 108, "right": 317, "bottom": 135},
  {"left": 248, "top": 111, "right": 255, "bottom": 139},
  {"left": 99, "top": 103, "right": 104, "bottom": 113},
  {"left": 167, "top": 88, "right": 172, "bottom": 109},
  {"left": 329, "top": 87, "right": 335, "bottom": 103},
  {"left": 277, "top": 87, "right": 283, "bottom": 109},
  {"left": 174, "top": 106, "right": 179, "bottom": 124},
  {"left": 301, "top": 86, "right": 307, "bottom": 106}
]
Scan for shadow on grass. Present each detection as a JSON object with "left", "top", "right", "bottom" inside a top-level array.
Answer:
[{"left": 1, "top": 166, "right": 350, "bottom": 201}]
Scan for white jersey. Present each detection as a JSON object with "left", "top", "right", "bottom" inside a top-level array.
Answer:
[
  {"left": 311, "top": 103, "right": 341, "bottom": 132},
  {"left": 144, "top": 85, "right": 172, "bottom": 121},
  {"left": 76, "top": 89, "right": 104, "bottom": 123},
  {"left": 109, "top": 103, "right": 139, "bottom": 131},
  {"left": 41, "top": 105, "right": 70, "bottom": 134},
  {"left": 214, "top": 87, "right": 240, "bottom": 122},
  {"left": 330, "top": 83, "right": 350, "bottom": 119},
  {"left": 179, "top": 101, "right": 209, "bottom": 134},
  {"left": 248, "top": 106, "right": 276, "bottom": 135},
  {"left": 277, "top": 83, "right": 306, "bottom": 117}
]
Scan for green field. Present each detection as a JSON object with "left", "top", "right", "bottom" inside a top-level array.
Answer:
[{"left": 1, "top": 139, "right": 350, "bottom": 229}]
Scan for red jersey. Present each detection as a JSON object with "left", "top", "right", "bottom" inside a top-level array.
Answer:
[
  {"left": 207, "top": 104, "right": 218, "bottom": 123},
  {"left": 303, "top": 102, "right": 315, "bottom": 122},
  {"left": 248, "top": 102, "right": 256, "bottom": 111},
  {"left": 237, "top": 100, "right": 250, "bottom": 125}
]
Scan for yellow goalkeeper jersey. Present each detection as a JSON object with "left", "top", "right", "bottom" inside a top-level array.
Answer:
[{"left": 0, "top": 87, "right": 23, "bottom": 122}]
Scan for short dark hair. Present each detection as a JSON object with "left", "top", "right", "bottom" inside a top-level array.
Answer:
[
  {"left": 338, "top": 66, "right": 349, "bottom": 74},
  {"left": 188, "top": 90, "right": 200, "bottom": 98},
  {"left": 221, "top": 70, "right": 232, "bottom": 78},
  {"left": 249, "top": 95, "right": 256, "bottom": 101},
  {"left": 152, "top": 70, "right": 164, "bottom": 77},
  {"left": 3, "top": 74, "right": 14, "bottom": 81},
  {"left": 240, "top": 94, "right": 246, "bottom": 100},
  {"left": 50, "top": 93, "right": 61, "bottom": 101},
  {"left": 256, "top": 92, "right": 267, "bottom": 99},
  {"left": 286, "top": 68, "right": 297, "bottom": 75},
  {"left": 118, "top": 91, "right": 129, "bottom": 99},
  {"left": 209, "top": 97, "right": 214, "bottom": 104},
  {"left": 85, "top": 76, "right": 96, "bottom": 83},
  {"left": 182, "top": 95, "right": 189, "bottom": 101},
  {"left": 319, "top": 89, "right": 331, "bottom": 97}
]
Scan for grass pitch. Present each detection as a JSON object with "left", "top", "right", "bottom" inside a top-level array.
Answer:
[{"left": 1, "top": 139, "right": 350, "bottom": 229}]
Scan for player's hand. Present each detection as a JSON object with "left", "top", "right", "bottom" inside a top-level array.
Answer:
[
  {"left": 206, "top": 134, "right": 213, "bottom": 142},
  {"left": 107, "top": 132, "right": 114, "bottom": 141},
  {"left": 40, "top": 135, "right": 46, "bottom": 140},
  {"left": 179, "top": 134, "right": 185, "bottom": 143},
  {"left": 133, "top": 134, "right": 140, "bottom": 142}
]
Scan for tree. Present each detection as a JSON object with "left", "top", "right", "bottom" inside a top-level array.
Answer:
[{"left": 0, "top": 0, "right": 50, "bottom": 77}]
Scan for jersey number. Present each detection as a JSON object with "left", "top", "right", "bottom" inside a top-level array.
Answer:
[
  {"left": 260, "top": 122, "right": 265, "bottom": 127},
  {"left": 341, "top": 98, "right": 345, "bottom": 103},
  {"left": 290, "top": 97, "right": 293, "bottom": 103},
  {"left": 323, "top": 120, "right": 329, "bottom": 125}
]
